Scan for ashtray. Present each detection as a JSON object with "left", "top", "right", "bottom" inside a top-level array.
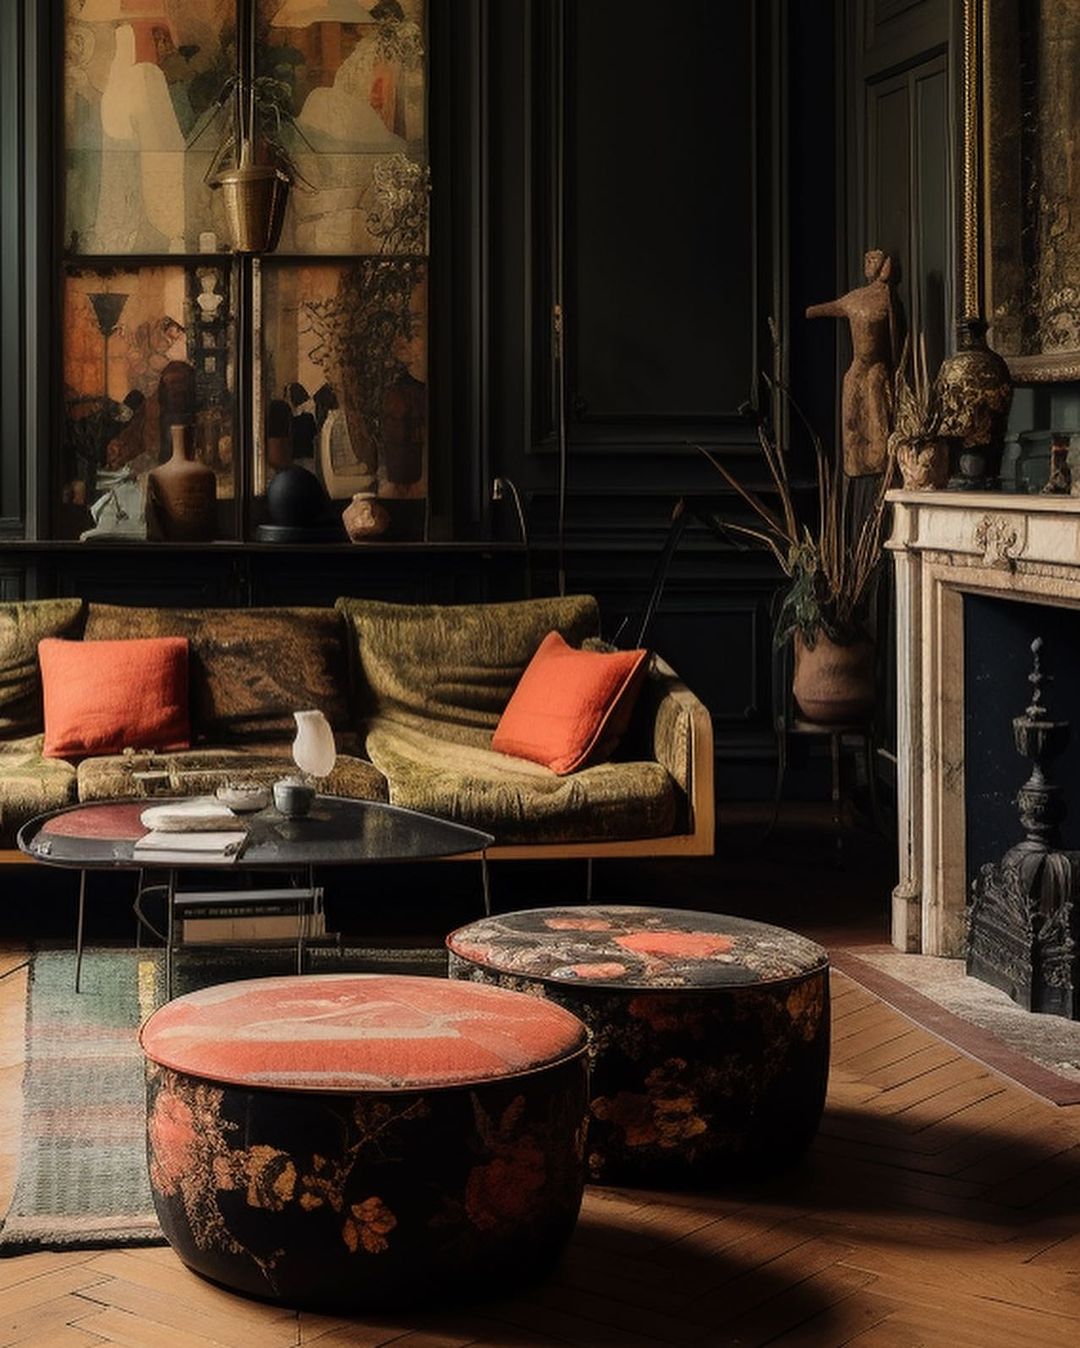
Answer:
[{"left": 215, "top": 783, "right": 271, "bottom": 814}]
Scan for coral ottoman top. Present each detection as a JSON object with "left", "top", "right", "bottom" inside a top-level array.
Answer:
[
  {"left": 140, "top": 974, "right": 589, "bottom": 1093},
  {"left": 447, "top": 906, "right": 828, "bottom": 989}
]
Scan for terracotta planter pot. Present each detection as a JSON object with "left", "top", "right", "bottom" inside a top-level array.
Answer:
[{"left": 792, "top": 633, "right": 875, "bottom": 725}]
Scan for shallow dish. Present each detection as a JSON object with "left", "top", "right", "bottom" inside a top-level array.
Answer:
[{"left": 215, "top": 784, "right": 271, "bottom": 814}]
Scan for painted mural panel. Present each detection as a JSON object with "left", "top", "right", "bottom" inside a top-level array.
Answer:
[
  {"left": 62, "top": 264, "right": 235, "bottom": 539},
  {"left": 257, "top": 259, "right": 426, "bottom": 537},
  {"left": 65, "top": 0, "right": 237, "bottom": 255},
  {"left": 256, "top": 0, "right": 428, "bottom": 254}
]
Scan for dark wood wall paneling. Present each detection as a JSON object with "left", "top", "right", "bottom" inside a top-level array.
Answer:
[
  {"left": 486, "top": 0, "right": 825, "bottom": 791},
  {"left": 842, "top": 0, "right": 953, "bottom": 776},
  {"left": 0, "top": 0, "right": 24, "bottom": 536},
  {"left": 845, "top": 0, "right": 953, "bottom": 374}
]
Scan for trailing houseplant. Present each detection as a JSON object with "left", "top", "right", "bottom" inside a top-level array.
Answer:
[{"left": 699, "top": 323, "right": 895, "bottom": 724}]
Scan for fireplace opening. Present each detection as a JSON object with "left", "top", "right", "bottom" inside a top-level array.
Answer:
[
  {"left": 964, "top": 594, "right": 1080, "bottom": 884},
  {"left": 964, "top": 593, "right": 1080, "bottom": 1015}
]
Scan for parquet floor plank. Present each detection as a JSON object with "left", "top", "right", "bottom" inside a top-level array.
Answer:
[
  {"left": 710, "top": 1262, "right": 881, "bottom": 1346},
  {"left": 2, "top": 1295, "right": 111, "bottom": 1348},
  {"left": 2, "top": 1270, "right": 111, "bottom": 1318},
  {"left": 0, "top": 1254, "right": 101, "bottom": 1295},
  {"left": 70, "top": 1277, "right": 299, "bottom": 1348},
  {"left": 1025, "top": 1229, "right": 1080, "bottom": 1269},
  {"left": 680, "top": 1235, "right": 858, "bottom": 1329},
  {"left": 66, "top": 1306, "right": 241, "bottom": 1348},
  {"left": 767, "top": 1282, "right": 900, "bottom": 1347},
  {"left": 835, "top": 1028, "right": 941, "bottom": 1076},
  {"left": 297, "top": 1313, "right": 421, "bottom": 1346},
  {"left": 840, "top": 1242, "right": 1080, "bottom": 1318},
  {"left": 831, "top": 1019, "right": 920, "bottom": 1066},
  {"left": 845, "top": 1271, "right": 1076, "bottom": 1348},
  {"left": 848, "top": 1042, "right": 959, "bottom": 1092},
  {"left": 8, "top": 1330, "right": 108, "bottom": 1348},
  {"left": 80, "top": 1250, "right": 298, "bottom": 1331},
  {"left": 860, "top": 1061, "right": 994, "bottom": 1117},
  {"left": 832, "top": 1004, "right": 908, "bottom": 1044}
]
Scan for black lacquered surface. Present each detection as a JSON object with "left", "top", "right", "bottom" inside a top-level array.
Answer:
[{"left": 18, "top": 796, "right": 493, "bottom": 870}]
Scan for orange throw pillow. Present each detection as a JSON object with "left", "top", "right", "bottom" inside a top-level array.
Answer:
[
  {"left": 492, "top": 631, "right": 648, "bottom": 774},
  {"left": 39, "top": 637, "right": 191, "bottom": 760}
]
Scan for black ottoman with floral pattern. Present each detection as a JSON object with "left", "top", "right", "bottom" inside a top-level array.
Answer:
[
  {"left": 139, "top": 974, "right": 589, "bottom": 1309},
  {"left": 447, "top": 906, "right": 829, "bottom": 1185}
]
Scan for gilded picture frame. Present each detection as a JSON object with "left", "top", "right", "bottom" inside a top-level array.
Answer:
[{"left": 962, "top": 0, "right": 1080, "bottom": 381}]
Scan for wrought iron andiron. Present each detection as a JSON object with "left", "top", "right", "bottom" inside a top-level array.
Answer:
[{"left": 967, "top": 638, "right": 1080, "bottom": 1017}]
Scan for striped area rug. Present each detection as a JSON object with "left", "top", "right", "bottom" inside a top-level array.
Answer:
[{"left": 0, "top": 943, "right": 447, "bottom": 1254}]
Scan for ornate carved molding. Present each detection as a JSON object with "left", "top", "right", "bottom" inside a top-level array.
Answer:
[{"left": 973, "top": 513, "right": 1022, "bottom": 568}]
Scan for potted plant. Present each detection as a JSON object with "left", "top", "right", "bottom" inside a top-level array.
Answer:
[
  {"left": 189, "top": 74, "right": 312, "bottom": 254},
  {"left": 700, "top": 326, "right": 894, "bottom": 725},
  {"left": 890, "top": 334, "right": 950, "bottom": 491}
]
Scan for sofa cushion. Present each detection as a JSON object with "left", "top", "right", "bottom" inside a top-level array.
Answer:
[
  {"left": 40, "top": 636, "right": 190, "bottom": 759},
  {"left": 365, "top": 719, "right": 676, "bottom": 845},
  {"left": 84, "top": 605, "right": 355, "bottom": 749},
  {"left": 335, "top": 595, "right": 600, "bottom": 738},
  {"left": 0, "top": 599, "right": 84, "bottom": 740},
  {"left": 492, "top": 632, "right": 648, "bottom": 774},
  {"left": 76, "top": 746, "right": 388, "bottom": 805},
  {"left": 0, "top": 735, "right": 78, "bottom": 848}
]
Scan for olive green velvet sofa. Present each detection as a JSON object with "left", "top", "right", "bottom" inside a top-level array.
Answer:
[{"left": 0, "top": 595, "right": 714, "bottom": 861}]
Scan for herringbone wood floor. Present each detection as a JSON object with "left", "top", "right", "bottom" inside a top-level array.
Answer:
[{"left": 2, "top": 948, "right": 1080, "bottom": 1348}]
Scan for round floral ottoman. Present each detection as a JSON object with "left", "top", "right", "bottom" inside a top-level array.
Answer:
[
  {"left": 139, "top": 974, "right": 589, "bottom": 1308},
  {"left": 447, "top": 906, "right": 829, "bottom": 1185}
]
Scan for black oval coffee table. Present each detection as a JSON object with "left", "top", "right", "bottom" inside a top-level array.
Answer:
[{"left": 19, "top": 797, "right": 493, "bottom": 996}]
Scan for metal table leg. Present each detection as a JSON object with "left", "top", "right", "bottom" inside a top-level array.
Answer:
[
  {"left": 74, "top": 870, "right": 87, "bottom": 993},
  {"left": 165, "top": 868, "right": 177, "bottom": 1001},
  {"left": 480, "top": 852, "right": 491, "bottom": 916}
]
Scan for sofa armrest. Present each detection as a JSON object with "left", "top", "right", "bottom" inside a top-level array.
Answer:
[{"left": 640, "top": 656, "right": 715, "bottom": 854}]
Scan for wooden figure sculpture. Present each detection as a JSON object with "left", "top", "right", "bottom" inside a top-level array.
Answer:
[{"left": 806, "top": 249, "right": 899, "bottom": 477}]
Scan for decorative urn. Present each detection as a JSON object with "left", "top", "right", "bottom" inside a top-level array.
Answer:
[{"left": 936, "top": 317, "right": 1013, "bottom": 491}]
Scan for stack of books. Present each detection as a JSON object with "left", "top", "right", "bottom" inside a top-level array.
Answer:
[
  {"left": 135, "top": 798, "right": 249, "bottom": 866},
  {"left": 175, "top": 888, "right": 325, "bottom": 944}
]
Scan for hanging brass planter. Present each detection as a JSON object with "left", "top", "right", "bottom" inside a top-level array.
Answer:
[{"left": 215, "top": 158, "right": 291, "bottom": 254}]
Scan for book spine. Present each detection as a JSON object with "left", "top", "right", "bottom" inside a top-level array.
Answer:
[
  {"left": 182, "top": 913, "right": 327, "bottom": 943},
  {"left": 177, "top": 903, "right": 315, "bottom": 920}
]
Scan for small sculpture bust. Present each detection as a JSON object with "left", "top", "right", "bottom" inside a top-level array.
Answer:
[{"left": 806, "top": 249, "right": 899, "bottom": 477}]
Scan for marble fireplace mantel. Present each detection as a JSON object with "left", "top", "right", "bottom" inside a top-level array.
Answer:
[{"left": 887, "top": 489, "right": 1080, "bottom": 956}]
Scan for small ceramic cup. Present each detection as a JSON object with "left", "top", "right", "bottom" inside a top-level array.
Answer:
[{"left": 273, "top": 777, "right": 316, "bottom": 819}]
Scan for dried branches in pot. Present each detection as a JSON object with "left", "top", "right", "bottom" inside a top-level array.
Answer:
[
  {"left": 699, "top": 324, "right": 894, "bottom": 652},
  {"left": 889, "top": 333, "right": 950, "bottom": 491}
]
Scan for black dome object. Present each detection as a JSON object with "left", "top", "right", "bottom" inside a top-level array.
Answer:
[{"left": 266, "top": 464, "right": 330, "bottom": 528}]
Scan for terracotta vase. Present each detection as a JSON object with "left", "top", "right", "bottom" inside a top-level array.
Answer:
[
  {"left": 792, "top": 633, "right": 875, "bottom": 726},
  {"left": 147, "top": 424, "right": 216, "bottom": 542},
  {"left": 342, "top": 491, "right": 390, "bottom": 541}
]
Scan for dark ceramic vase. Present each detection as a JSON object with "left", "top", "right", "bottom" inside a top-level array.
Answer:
[
  {"left": 147, "top": 424, "right": 216, "bottom": 542},
  {"left": 936, "top": 317, "right": 1013, "bottom": 491}
]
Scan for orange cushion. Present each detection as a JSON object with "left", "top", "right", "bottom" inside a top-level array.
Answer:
[
  {"left": 39, "top": 637, "right": 190, "bottom": 760},
  {"left": 139, "top": 974, "right": 589, "bottom": 1090},
  {"left": 491, "top": 631, "right": 647, "bottom": 774}
]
